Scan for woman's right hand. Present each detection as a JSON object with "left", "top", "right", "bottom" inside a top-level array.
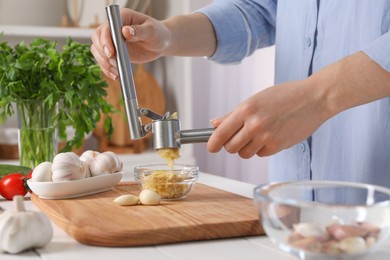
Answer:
[{"left": 91, "top": 8, "right": 171, "bottom": 80}]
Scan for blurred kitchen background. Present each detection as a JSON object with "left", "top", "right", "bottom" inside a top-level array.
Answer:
[{"left": 0, "top": 0, "right": 274, "bottom": 185}]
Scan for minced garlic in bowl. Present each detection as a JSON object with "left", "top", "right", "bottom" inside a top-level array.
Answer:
[{"left": 134, "top": 164, "right": 199, "bottom": 200}]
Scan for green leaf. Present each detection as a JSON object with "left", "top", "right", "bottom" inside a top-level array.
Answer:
[{"left": 0, "top": 164, "right": 32, "bottom": 179}]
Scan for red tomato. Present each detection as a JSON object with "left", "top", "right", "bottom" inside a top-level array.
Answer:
[
  {"left": 26, "top": 170, "right": 33, "bottom": 179},
  {"left": 25, "top": 170, "right": 33, "bottom": 193},
  {"left": 0, "top": 173, "right": 28, "bottom": 200}
]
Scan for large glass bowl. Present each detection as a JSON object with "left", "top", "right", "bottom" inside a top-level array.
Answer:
[
  {"left": 134, "top": 164, "right": 199, "bottom": 200},
  {"left": 254, "top": 181, "right": 390, "bottom": 259}
]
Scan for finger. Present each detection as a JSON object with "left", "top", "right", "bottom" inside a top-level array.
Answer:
[
  {"left": 223, "top": 127, "right": 252, "bottom": 154},
  {"left": 210, "top": 113, "right": 230, "bottom": 128},
  {"left": 100, "top": 23, "right": 115, "bottom": 59},
  {"left": 210, "top": 118, "right": 222, "bottom": 128},
  {"left": 256, "top": 147, "right": 268, "bottom": 157},
  {"left": 90, "top": 44, "right": 110, "bottom": 72},
  {"left": 207, "top": 113, "right": 243, "bottom": 153},
  {"left": 256, "top": 145, "right": 280, "bottom": 157},
  {"left": 91, "top": 25, "right": 103, "bottom": 51},
  {"left": 122, "top": 26, "right": 138, "bottom": 42},
  {"left": 91, "top": 45, "right": 118, "bottom": 80},
  {"left": 122, "top": 24, "right": 152, "bottom": 43},
  {"left": 239, "top": 140, "right": 264, "bottom": 159}
]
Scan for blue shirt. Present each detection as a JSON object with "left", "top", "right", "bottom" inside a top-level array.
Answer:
[{"left": 198, "top": 0, "right": 390, "bottom": 187}]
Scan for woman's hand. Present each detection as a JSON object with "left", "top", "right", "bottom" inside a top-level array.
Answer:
[
  {"left": 208, "top": 79, "right": 330, "bottom": 158},
  {"left": 91, "top": 8, "right": 216, "bottom": 80},
  {"left": 91, "top": 8, "right": 171, "bottom": 80}
]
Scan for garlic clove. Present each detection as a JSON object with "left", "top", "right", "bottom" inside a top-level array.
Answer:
[
  {"left": 358, "top": 222, "right": 381, "bottom": 237},
  {"left": 52, "top": 152, "right": 85, "bottom": 182},
  {"left": 327, "top": 224, "right": 369, "bottom": 241},
  {"left": 113, "top": 194, "right": 139, "bottom": 206},
  {"left": 365, "top": 236, "right": 377, "bottom": 247},
  {"left": 293, "top": 222, "right": 328, "bottom": 241},
  {"left": 80, "top": 161, "right": 91, "bottom": 178},
  {"left": 339, "top": 237, "right": 367, "bottom": 254},
  {"left": 80, "top": 150, "right": 100, "bottom": 165},
  {"left": 139, "top": 189, "right": 161, "bottom": 205},
  {"left": 31, "top": 162, "right": 53, "bottom": 182},
  {"left": 89, "top": 151, "right": 123, "bottom": 176},
  {"left": 321, "top": 240, "right": 342, "bottom": 255},
  {"left": 289, "top": 237, "right": 322, "bottom": 253}
]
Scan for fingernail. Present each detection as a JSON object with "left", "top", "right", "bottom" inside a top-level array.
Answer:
[
  {"left": 129, "top": 26, "right": 136, "bottom": 36},
  {"left": 109, "top": 72, "right": 117, "bottom": 80},
  {"left": 210, "top": 118, "right": 220, "bottom": 124},
  {"left": 104, "top": 46, "right": 111, "bottom": 58},
  {"left": 109, "top": 58, "right": 117, "bottom": 67},
  {"left": 109, "top": 66, "right": 118, "bottom": 76}
]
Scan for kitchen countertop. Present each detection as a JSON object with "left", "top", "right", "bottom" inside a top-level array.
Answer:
[{"left": 1, "top": 154, "right": 390, "bottom": 260}]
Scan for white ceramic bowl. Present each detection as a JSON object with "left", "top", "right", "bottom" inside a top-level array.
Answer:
[{"left": 28, "top": 172, "right": 122, "bottom": 199}]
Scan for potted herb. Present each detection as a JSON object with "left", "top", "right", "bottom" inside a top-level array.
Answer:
[{"left": 0, "top": 36, "right": 115, "bottom": 168}]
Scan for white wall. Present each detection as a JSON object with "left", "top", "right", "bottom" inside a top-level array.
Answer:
[{"left": 0, "top": 0, "right": 67, "bottom": 26}]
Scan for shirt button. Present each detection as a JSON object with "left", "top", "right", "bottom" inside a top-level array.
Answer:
[
  {"left": 299, "top": 143, "right": 306, "bottom": 152},
  {"left": 305, "top": 37, "right": 312, "bottom": 46}
]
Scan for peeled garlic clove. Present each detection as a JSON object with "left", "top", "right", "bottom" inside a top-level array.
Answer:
[
  {"left": 139, "top": 189, "right": 161, "bottom": 205},
  {"left": 358, "top": 222, "right": 381, "bottom": 237},
  {"left": 293, "top": 223, "right": 328, "bottom": 240},
  {"left": 339, "top": 237, "right": 367, "bottom": 254},
  {"left": 287, "top": 231, "right": 304, "bottom": 244},
  {"left": 289, "top": 237, "right": 322, "bottom": 253},
  {"left": 114, "top": 194, "right": 139, "bottom": 206},
  {"left": 52, "top": 152, "right": 86, "bottom": 182},
  {"left": 89, "top": 151, "right": 123, "bottom": 176},
  {"left": 327, "top": 224, "right": 368, "bottom": 241},
  {"left": 365, "top": 236, "right": 376, "bottom": 247},
  {"left": 322, "top": 240, "right": 342, "bottom": 255},
  {"left": 80, "top": 150, "right": 100, "bottom": 165},
  {"left": 31, "top": 162, "right": 53, "bottom": 182}
]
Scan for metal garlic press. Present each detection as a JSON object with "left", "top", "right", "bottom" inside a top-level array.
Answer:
[{"left": 106, "top": 5, "right": 214, "bottom": 149}]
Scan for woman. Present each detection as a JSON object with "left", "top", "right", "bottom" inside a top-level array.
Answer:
[{"left": 91, "top": 0, "right": 390, "bottom": 187}]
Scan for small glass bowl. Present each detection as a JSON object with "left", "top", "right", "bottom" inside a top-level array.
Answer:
[
  {"left": 134, "top": 164, "right": 199, "bottom": 200},
  {"left": 253, "top": 181, "right": 390, "bottom": 259}
]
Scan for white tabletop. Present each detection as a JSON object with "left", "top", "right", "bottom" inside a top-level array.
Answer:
[{"left": 1, "top": 154, "right": 390, "bottom": 260}]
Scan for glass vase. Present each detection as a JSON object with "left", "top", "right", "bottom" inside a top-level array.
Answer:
[{"left": 17, "top": 100, "right": 58, "bottom": 168}]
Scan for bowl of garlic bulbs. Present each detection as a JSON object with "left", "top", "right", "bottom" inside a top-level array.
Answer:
[
  {"left": 253, "top": 181, "right": 390, "bottom": 259},
  {"left": 27, "top": 150, "right": 123, "bottom": 199},
  {"left": 134, "top": 164, "right": 199, "bottom": 200}
]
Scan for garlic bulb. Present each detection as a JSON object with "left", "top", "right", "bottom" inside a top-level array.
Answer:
[
  {"left": 52, "top": 152, "right": 88, "bottom": 182},
  {"left": 31, "top": 162, "right": 53, "bottom": 182},
  {"left": 80, "top": 150, "right": 100, "bottom": 165},
  {"left": 89, "top": 151, "right": 123, "bottom": 176},
  {"left": 0, "top": 196, "right": 52, "bottom": 254}
]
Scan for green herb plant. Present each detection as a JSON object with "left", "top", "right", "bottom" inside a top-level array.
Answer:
[{"left": 0, "top": 35, "right": 115, "bottom": 167}]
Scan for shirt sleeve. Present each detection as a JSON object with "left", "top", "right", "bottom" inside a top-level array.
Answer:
[
  {"left": 196, "top": 0, "right": 277, "bottom": 64},
  {"left": 362, "top": 31, "right": 390, "bottom": 73}
]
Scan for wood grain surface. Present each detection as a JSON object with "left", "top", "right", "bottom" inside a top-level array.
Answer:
[
  {"left": 31, "top": 182, "right": 264, "bottom": 247},
  {"left": 94, "top": 64, "right": 165, "bottom": 153}
]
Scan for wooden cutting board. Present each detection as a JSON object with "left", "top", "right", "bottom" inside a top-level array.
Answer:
[{"left": 31, "top": 182, "right": 264, "bottom": 247}]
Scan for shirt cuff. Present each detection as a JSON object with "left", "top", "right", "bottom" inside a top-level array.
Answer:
[
  {"left": 362, "top": 32, "right": 390, "bottom": 73},
  {"left": 196, "top": 2, "right": 250, "bottom": 64}
]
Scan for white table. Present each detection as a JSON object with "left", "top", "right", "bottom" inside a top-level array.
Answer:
[{"left": 1, "top": 155, "right": 390, "bottom": 260}]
